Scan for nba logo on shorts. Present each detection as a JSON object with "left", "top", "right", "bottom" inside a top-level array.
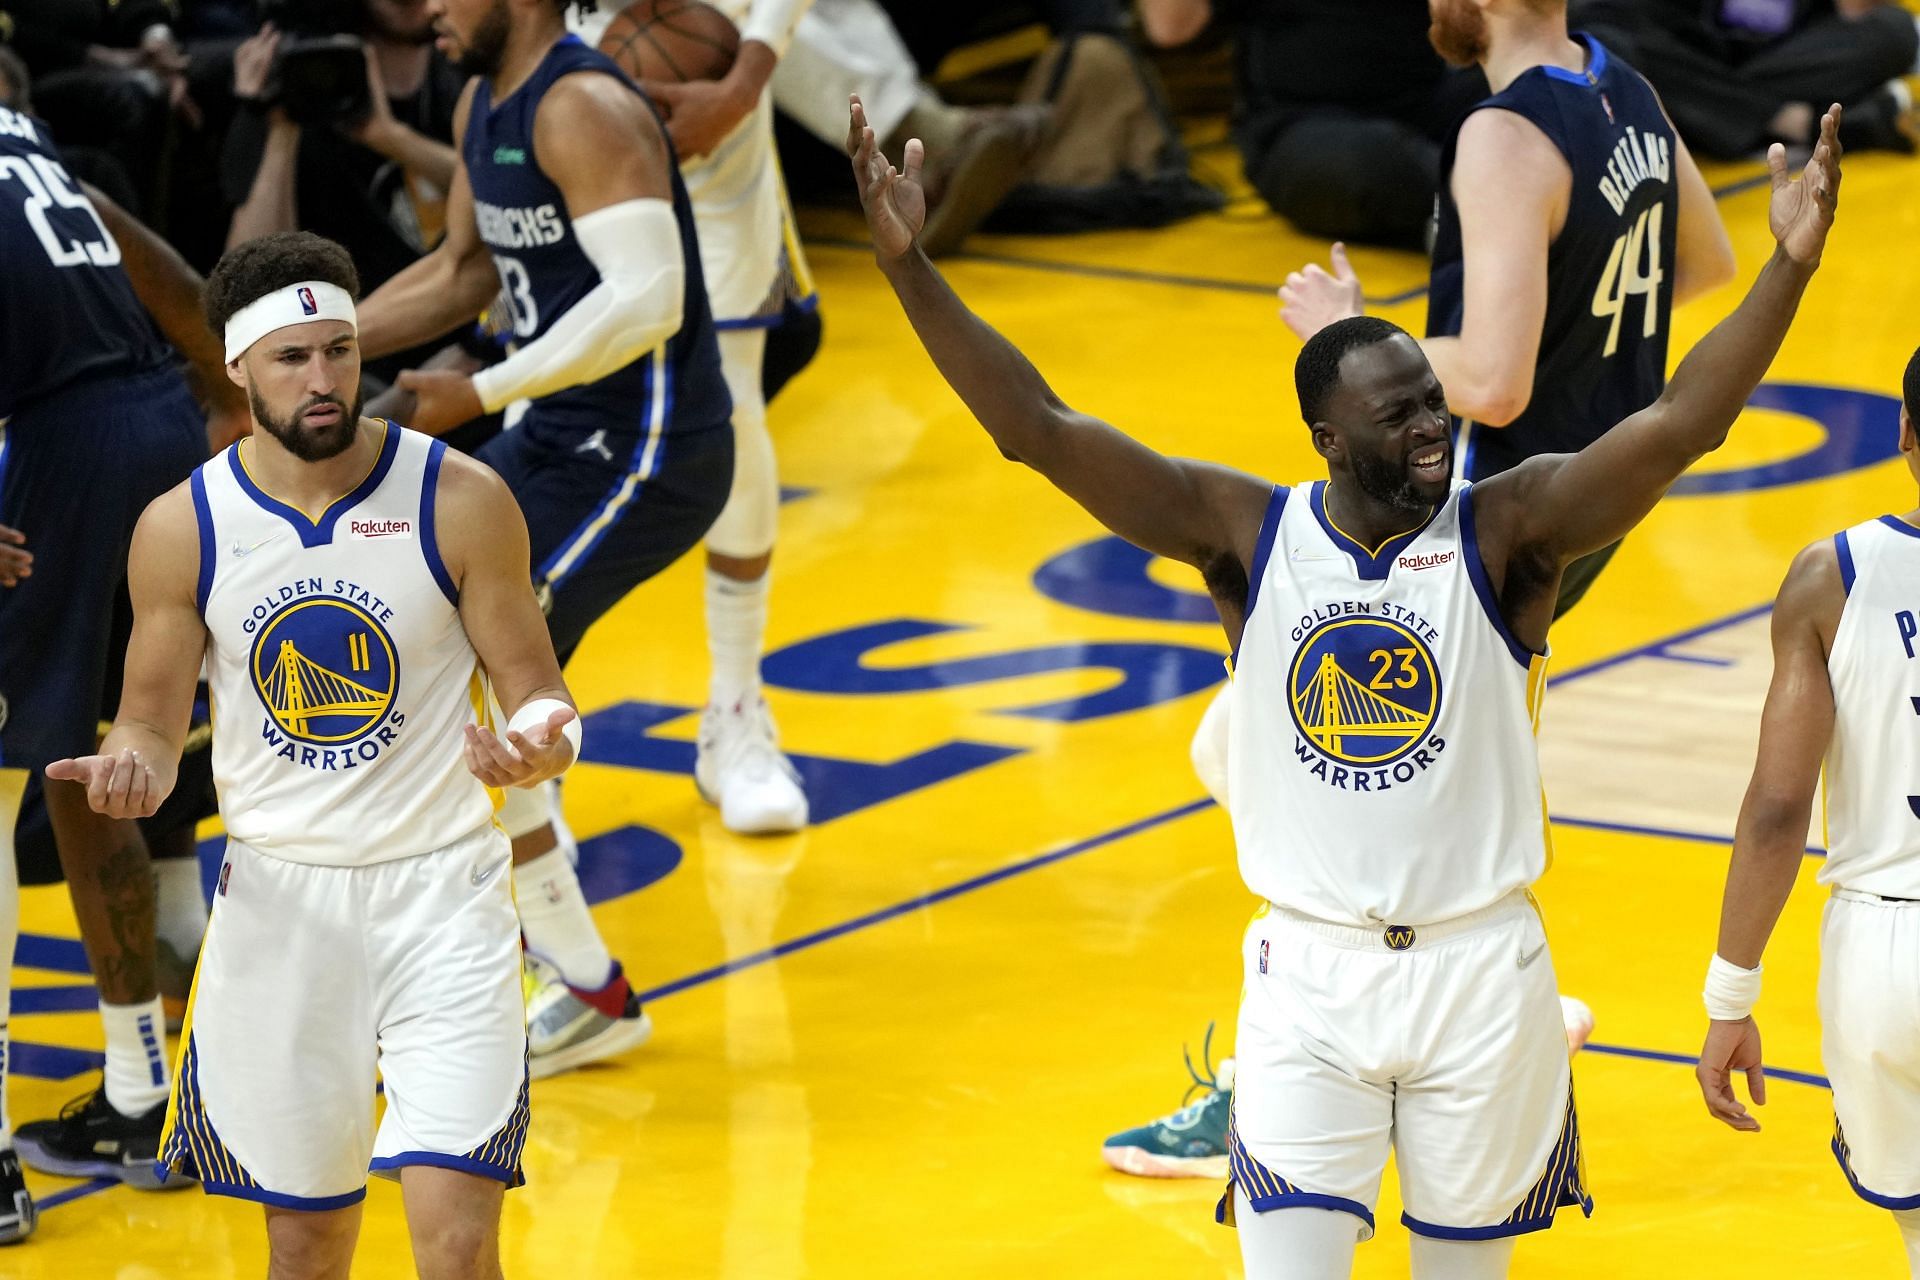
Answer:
[
  {"left": 1258, "top": 939, "right": 1269, "bottom": 973},
  {"left": 297, "top": 287, "right": 317, "bottom": 315},
  {"left": 218, "top": 861, "right": 232, "bottom": 896}
]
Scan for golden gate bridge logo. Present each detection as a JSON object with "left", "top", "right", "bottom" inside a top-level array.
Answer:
[
  {"left": 249, "top": 598, "right": 397, "bottom": 744},
  {"left": 1286, "top": 617, "right": 1439, "bottom": 766}
]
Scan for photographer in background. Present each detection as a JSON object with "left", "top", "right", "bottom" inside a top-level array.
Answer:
[{"left": 221, "top": 0, "right": 460, "bottom": 382}]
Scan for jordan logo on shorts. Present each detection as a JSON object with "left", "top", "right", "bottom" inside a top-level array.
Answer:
[
  {"left": 1384, "top": 925, "right": 1416, "bottom": 951},
  {"left": 1258, "top": 939, "right": 1269, "bottom": 973}
]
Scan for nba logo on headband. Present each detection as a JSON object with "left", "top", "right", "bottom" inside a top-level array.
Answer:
[{"left": 297, "top": 287, "right": 317, "bottom": 316}]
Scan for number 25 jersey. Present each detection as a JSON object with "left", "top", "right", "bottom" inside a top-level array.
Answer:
[
  {"left": 1427, "top": 35, "right": 1677, "bottom": 483},
  {"left": 1225, "top": 481, "right": 1552, "bottom": 927}
]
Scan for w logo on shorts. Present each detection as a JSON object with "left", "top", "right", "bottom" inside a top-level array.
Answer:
[{"left": 1384, "top": 925, "right": 1417, "bottom": 951}]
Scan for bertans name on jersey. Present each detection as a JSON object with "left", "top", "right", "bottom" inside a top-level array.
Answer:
[
  {"left": 473, "top": 199, "right": 565, "bottom": 249},
  {"left": 1598, "top": 125, "right": 1672, "bottom": 217},
  {"left": 1285, "top": 598, "right": 1448, "bottom": 794},
  {"left": 242, "top": 576, "right": 410, "bottom": 775}
]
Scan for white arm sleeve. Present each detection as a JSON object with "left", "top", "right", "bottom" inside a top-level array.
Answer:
[
  {"left": 469, "top": 198, "right": 685, "bottom": 415},
  {"left": 740, "top": 0, "right": 815, "bottom": 59}
]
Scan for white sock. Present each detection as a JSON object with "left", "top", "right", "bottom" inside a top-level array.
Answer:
[
  {"left": 1895, "top": 1207, "right": 1920, "bottom": 1276},
  {"left": 1234, "top": 1190, "right": 1363, "bottom": 1279},
  {"left": 514, "top": 847, "right": 615, "bottom": 991},
  {"left": 100, "top": 997, "right": 171, "bottom": 1117},
  {"left": 0, "top": 769, "right": 22, "bottom": 1145},
  {"left": 152, "top": 855, "right": 208, "bottom": 957},
  {"left": 1410, "top": 1234, "right": 1515, "bottom": 1280},
  {"left": 706, "top": 568, "right": 769, "bottom": 710}
]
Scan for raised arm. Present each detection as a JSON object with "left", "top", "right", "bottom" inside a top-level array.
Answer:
[
  {"left": 438, "top": 452, "right": 577, "bottom": 787},
  {"left": 1696, "top": 541, "right": 1843, "bottom": 1131},
  {"left": 847, "top": 96, "right": 1270, "bottom": 581},
  {"left": 85, "top": 182, "right": 251, "bottom": 448},
  {"left": 1476, "top": 107, "right": 1841, "bottom": 597},
  {"left": 45, "top": 487, "right": 208, "bottom": 817},
  {"left": 356, "top": 79, "right": 502, "bottom": 361}
]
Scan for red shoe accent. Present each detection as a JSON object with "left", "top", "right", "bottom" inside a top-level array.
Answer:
[{"left": 567, "top": 963, "right": 633, "bottom": 1020}]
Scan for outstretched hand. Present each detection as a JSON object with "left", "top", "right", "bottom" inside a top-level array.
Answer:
[
  {"left": 464, "top": 706, "right": 578, "bottom": 789},
  {"left": 847, "top": 95, "right": 926, "bottom": 261},
  {"left": 1279, "top": 241, "right": 1365, "bottom": 341},
  {"left": 45, "top": 748, "right": 166, "bottom": 819},
  {"left": 396, "top": 369, "right": 483, "bottom": 437},
  {"left": 1696, "top": 1016, "right": 1768, "bottom": 1132},
  {"left": 1769, "top": 104, "right": 1842, "bottom": 267}
]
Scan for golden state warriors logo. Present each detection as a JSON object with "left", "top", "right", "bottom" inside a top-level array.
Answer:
[
  {"left": 1287, "top": 616, "right": 1442, "bottom": 774},
  {"left": 250, "top": 597, "right": 398, "bottom": 746}
]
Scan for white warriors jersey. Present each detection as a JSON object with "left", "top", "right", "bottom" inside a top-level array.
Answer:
[
  {"left": 1821, "top": 515, "right": 1920, "bottom": 897},
  {"left": 1226, "top": 480, "right": 1553, "bottom": 926},
  {"left": 189, "top": 422, "right": 494, "bottom": 866}
]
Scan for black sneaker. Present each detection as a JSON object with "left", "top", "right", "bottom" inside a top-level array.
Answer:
[
  {"left": 0, "top": 1147, "right": 35, "bottom": 1244},
  {"left": 14, "top": 1090, "right": 187, "bottom": 1191}
]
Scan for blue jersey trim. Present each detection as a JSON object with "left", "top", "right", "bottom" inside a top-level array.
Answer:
[
  {"left": 1834, "top": 1126, "right": 1920, "bottom": 1208},
  {"left": 713, "top": 293, "right": 822, "bottom": 331},
  {"left": 190, "top": 1177, "right": 368, "bottom": 1211},
  {"left": 1221, "top": 1190, "right": 1377, "bottom": 1228},
  {"left": 1877, "top": 514, "right": 1920, "bottom": 541},
  {"left": 1401, "top": 1199, "right": 1592, "bottom": 1241},
  {"left": 190, "top": 467, "right": 216, "bottom": 616},
  {"left": 1219, "top": 1117, "right": 1377, "bottom": 1231},
  {"left": 421, "top": 440, "right": 458, "bottom": 606},
  {"left": 1834, "top": 531, "right": 1856, "bottom": 595},
  {"left": 227, "top": 420, "right": 402, "bottom": 548},
  {"left": 1230, "top": 485, "right": 1289, "bottom": 669},
  {"left": 1308, "top": 480, "right": 1439, "bottom": 581},
  {"left": 1458, "top": 485, "right": 1539, "bottom": 667},
  {"left": 369, "top": 1151, "right": 522, "bottom": 1187},
  {"left": 1542, "top": 33, "right": 1607, "bottom": 85}
]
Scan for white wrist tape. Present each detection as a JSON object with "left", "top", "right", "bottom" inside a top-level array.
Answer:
[
  {"left": 1703, "top": 953, "right": 1763, "bottom": 1021},
  {"left": 470, "top": 199, "right": 684, "bottom": 414},
  {"left": 507, "top": 697, "right": 582, "bottom": 767},
  {"left": 741, "top": 0, "right": 813, "bottom": 59},
  {"left": 224, "top": 280, "right": 357, "bottom": 362}
]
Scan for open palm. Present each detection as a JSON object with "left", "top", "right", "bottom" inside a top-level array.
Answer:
[
  {"left": 847, "top": 95, "right": 926, "bottom": 260},
  {"left": 1769, "top": 104, "right": 1842, "bottom": 266}
]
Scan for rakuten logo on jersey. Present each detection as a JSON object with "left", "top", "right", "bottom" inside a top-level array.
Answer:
[
  {"left": 1398, "top": 551, "right": 1455, "bottom": 571},
  {"left": 351, "top": 519, "right": 412, "bottom": 539}
]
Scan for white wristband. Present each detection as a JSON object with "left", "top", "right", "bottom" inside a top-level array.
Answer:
[
  {"left": 1703, "top": 953, "right": 1762, "bottom": 1021},
  {"left": 506, "top": 697, "right": 582, "bottom": 768}
]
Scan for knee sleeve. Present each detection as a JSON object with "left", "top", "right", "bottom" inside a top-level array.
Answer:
[
  {"left": 1234, "top": 1186, "right": 1363, "bottom": 1280},
  {"left": 707, "top": 327, "right": 780, "bottom": 560},
  {"left": 1409, "top": 1234, "right": 1516, "bottom": 1280},
  {"left": 496, "top": 779, "right": 550, "bottom": 841}
]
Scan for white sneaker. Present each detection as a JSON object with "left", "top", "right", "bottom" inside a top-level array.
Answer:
[
  {"left": 523, "top": 959, "right": 653, "bottom": 1080},
  {"left": 694, "top": 696, "right": 809, "bottom": 834}
]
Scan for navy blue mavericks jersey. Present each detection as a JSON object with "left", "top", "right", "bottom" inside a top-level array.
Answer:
[
  {"left": 0, "top": 105, "right": 174, "bottom": 419},
  {"left": 1427, "top": 35, "right": 1678, "bottom": 481},
  {"left": 462, "top": 34, "right": 730, "bottom": 442}
]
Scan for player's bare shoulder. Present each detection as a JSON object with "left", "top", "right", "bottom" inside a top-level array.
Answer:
[
  {"left": 131, "top": 477, "right": 208, "bottom": 599},
  {"left": 1775, "top": 535, "right": 1848, "bottom": 648},
  {"left": 429, "top": 441, "right": 529, "bottom": 585},
  {"left": 534, "top": 67, "right": 668, "bottom": 163}
]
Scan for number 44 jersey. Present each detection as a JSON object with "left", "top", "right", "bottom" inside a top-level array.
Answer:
[
  {"left": 0, "top": 105, "right": 174, "bottom": 420},
  {"left": 1426, "top": 35, "right": 1677, "bottom": 484},
  {"left": 461, "top": 34, "right": 730, "bottom": 443}
]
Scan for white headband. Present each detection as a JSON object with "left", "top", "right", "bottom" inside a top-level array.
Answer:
[{"left": 223, "top": 280, "right": 358, "bottom": 363}]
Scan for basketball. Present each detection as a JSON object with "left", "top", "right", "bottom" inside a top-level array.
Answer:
[{"left": 597, "top": 0, "right": 740, "bottom": 86}]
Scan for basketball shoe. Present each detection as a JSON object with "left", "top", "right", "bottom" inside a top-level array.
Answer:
[
  {"left": 524, "top": 958, "right": 654, "bottom": 1079},
  {"left": 14, "top": 1090, "right": 185, "bottom": 1190},
  {"left": 694, "top": 696, "right": 808, "bottom": 835},
  {"left": 0, "top": 1148, "right": 35, "bottom": 1244},
  {"left": 1102, "top": 1027, "right": 1234, "bottom": 1179}
]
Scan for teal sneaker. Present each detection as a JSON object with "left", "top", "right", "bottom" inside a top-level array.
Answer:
[{"left": 1102, "top": 1025, "right": 1234, "bottom": 1179}]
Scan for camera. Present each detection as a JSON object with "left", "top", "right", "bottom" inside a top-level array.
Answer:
[{"left": 258, "top": 0, "right": 372, "bottom": 128}]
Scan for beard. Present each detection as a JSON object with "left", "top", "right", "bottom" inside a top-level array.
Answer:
[
  {"left": 1351, "top": 448, "right": 1434, "bottom": 513},
  {"left": 1428, "top": 0, "right": 1489, "bottom": 67},
  {"left": 251, "top": 385, "right": 363, "bottom": 462},
  {"left": 448, "top": 0, "right": 512, "bottom": 76}
]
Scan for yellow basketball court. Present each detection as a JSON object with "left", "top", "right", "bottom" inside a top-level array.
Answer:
[{"left": 11, "top": 116, "right": 1920, "bottom": 1277}]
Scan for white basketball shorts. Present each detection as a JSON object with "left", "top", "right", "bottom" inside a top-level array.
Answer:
[
  {"left": 159, "top": 822, "right": 528, "bottom": 1209},
  {"left": 1823, "top": 889, "right": 1920, "bottom": 1208},
  {"left": 1221, "top": 889, "right": 1590, "bottom": 1241}
]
